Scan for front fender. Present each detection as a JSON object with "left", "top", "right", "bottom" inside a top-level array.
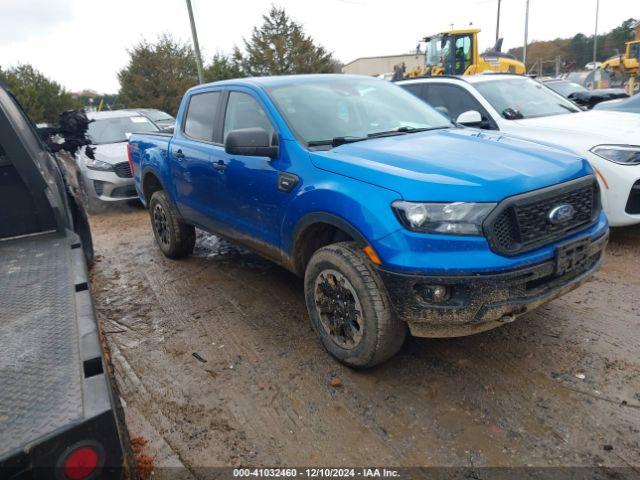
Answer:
[{"left": 281, "top": 177, "right": 402, "bottom": 263}]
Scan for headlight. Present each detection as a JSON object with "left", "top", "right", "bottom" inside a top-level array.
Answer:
[
  {"left": 392, "top": 201, "right": 496, "bottom": 235},
  {"left": 84, "top": 158, "right": 114, "bottom": 171},
  {"left": 590, "top": 145, "right": 640, "bottom": 165}
]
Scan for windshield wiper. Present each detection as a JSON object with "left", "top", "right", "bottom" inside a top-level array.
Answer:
[
  {"left": 395, "top": 125, "right": 450, "bottom": 133},
  {"left": 308, "top": 136, "right": 367, "bottom": 148},
  {"left": 307, "top": 126, "right": 447, "bottom": 149},
  {"left": 557, "top": 103, "right": 578, "bottom": 113}
]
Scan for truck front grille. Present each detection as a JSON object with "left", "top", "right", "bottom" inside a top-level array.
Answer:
[
  {"left": 484, "top": 176, "right": 600, "bottom": 256},
  {"left": 113, "top": 162, "right": 132, "bottom": 178}
]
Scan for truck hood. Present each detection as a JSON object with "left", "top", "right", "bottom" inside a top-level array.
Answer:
[
  {"left": 91, "top": 142, "right": 128, "bottom": 165},
  {"left": 511, "top": 110, "right": 640, "bottom": 147},
  {"left": 310, "top": 128, "right": 591, "bottom": 202}
]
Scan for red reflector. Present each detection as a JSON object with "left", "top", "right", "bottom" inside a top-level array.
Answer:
[
  {"left": 64, "top": 446, "right": 99, "bottom": 480},
  {"left": 126, "top": 143, "right": 135, "bottom": 176}
]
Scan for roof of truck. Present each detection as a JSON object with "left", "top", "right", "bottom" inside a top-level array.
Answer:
[{"left": 194, "top": 74, "right": 372, "bottom": 91}]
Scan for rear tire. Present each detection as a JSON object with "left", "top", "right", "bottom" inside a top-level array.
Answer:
[
  {"left": 149, "top": 191, "right": 195, "bottom": 259},
  {"left": 304, "top": 242, "right": 407, "bottom": 369}
]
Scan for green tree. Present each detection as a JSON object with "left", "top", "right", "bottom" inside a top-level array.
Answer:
[
  {"left": 118, "top": 34, "right": 198, "bottom": 116},
  {"left": 204, "top": 52, "right": 244, "bottom": 82},
  {"left": 233, "top": 6, "right": 338, "bottom": 76},
  {"left": 508, "top": 17, "right": 637, "bottom": 71},
  {"left": 0, "top": 64, "right": 80, "bottom": 124}
]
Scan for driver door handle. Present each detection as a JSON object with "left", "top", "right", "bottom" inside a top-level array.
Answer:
[
  {"left": 174, "top": 149, "right": 185, "bottom": 160},
  {"left": 213, "top": 159, "right": 226, "bottom": 171}
]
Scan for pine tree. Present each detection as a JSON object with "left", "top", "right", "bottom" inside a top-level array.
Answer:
[
  {"left": 204, "top": 53, "right": 244, "bottom": 82},
  {"left": 234, "top": 6, "right": 338, "bottom": 76}
]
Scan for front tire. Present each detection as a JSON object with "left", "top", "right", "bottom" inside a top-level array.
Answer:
[
  {"left": 149, "top": 191, "right": 195, "bottom": 259},
  {"left": 304, "top": 242, "right": 407, "bottom": 368}
]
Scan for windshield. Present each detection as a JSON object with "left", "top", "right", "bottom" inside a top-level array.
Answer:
[
  {"left": 87, "top": 116, "right": 158, "bottom": 144},
  {"left": 266, "top": 77, "right": 451, "bottom": 148},
  {"left": 426, "top": 36, "right": 450, "bottom": 67},
  {"left": 144, "top": 110, "right": 174, "bottom": 122},
  {"left": 546, "top": 81, "right": 588, "bottom": 97},
  {"left": 475, "top": 77, "right": 580, "bottom": 119}
]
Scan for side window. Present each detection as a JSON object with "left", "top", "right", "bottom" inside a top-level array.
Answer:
[
  {"left": 184, "top": 91, "right": 221, "bottom": 142},
  {"left": 454, "top": 35, "right": 473, "bottom": 73},
  {"left": 223, "top": 92, "right": 274, "bottom": 141},
  {"left": 401, "top": 83, "right": 425, "bottom": 100},
  {"left": 426, "top": 84, "right": 495, "bottom": 128}
]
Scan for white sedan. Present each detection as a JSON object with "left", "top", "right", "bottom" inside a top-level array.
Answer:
[
  {"left": 77, "top": 111, "right": 158, "bottom": 209},
  {"left": 398, "top": 75, "right": 640, "bottom": 226}
]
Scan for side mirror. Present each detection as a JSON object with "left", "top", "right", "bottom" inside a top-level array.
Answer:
[
  {"left": 161, "top": 126, "right": 174, "bottom": 134},
  {"left": 501, "top": 108, "right": 524, "bottom": 120},
  {"left": 224, "top": 127, "right": 278, "bottom": 159},
  {"left": 456, "top": 110, "right": 483, "bottom": 125}
]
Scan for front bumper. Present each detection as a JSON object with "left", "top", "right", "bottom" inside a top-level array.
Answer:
[
  {"left": 84, "top": 169, "right": 137, "bottom": 202},
  {"left": 587, "top": 151, "right": 640, "bottom": 226},
  {"left": 379, "top": 230, "right": 608, "bottom": 338}
]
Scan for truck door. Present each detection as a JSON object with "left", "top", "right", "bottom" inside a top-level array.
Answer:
[
  {"left": 212, "top": 90, "right": 287, "bottom": 261},
  {"left": 169, "top": 90, "right": 225, "bottom": 230}
]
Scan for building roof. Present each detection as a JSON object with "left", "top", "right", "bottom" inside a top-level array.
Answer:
[{"left": 341, "top": 53, "right": 421, "bottom": 69}]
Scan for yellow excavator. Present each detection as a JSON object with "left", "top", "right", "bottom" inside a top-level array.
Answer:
[
  {"left": 406, "top": 28, "right": 525, "bottom": 78},
  {"left": 600, "top": 40, "right": 639, "bottom": 94}
]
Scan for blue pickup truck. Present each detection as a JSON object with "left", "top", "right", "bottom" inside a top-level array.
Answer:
[{"left": 128, "top": 74, "right": 608, "bottom": 368}]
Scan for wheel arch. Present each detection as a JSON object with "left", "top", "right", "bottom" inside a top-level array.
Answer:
[
  {"left": 290, "top": 212, "right": 370, "bottom": 276},
  {"left": 141, "top": 168, "right": 166, "bottom": 207}
]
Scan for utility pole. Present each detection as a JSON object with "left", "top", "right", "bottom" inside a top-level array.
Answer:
[
  {"left": 185, "top": 0, "right": 205, "bottom": 84},
  {"left": 496, "top": 0, "right": 502, "bottom": 44},
  {"left": 523, "top": 0, "right": 530, "bottom": 71},
  {"left": 593, "top": 0, "right": 600, "bottom": 65}
]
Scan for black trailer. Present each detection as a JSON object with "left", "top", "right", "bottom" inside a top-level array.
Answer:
[{"left": 0, "top": 85, "right": 127, "bottom": 479}]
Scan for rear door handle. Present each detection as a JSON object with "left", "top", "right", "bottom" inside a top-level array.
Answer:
[
  {"left": 174, "top": 149, "right": 185, "bottom": 160},
  {"left": 213, "top": 160, "right": 226, "bottom": 171}
]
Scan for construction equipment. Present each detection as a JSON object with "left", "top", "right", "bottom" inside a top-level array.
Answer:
[
  {"left": 600, "top": 40, "right": 640, "bottom": 94},
  {"left": 406, "top": 28, "right": 525, "bottom": 78}
]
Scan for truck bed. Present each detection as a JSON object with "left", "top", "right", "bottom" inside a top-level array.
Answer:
[
  {"left": 0, "top": 232, "right": 83, "bottom": 457},
  {"left": 0, "top": 231, "right": 122, "bottom": 469}
]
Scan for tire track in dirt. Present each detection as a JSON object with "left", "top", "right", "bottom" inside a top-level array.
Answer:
[{"left": 90, "top": 207, "right": 640, "bottom": 472}]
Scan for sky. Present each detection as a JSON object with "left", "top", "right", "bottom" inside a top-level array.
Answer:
[{"left": 0, "top": 0, "right": 636, "bottom": 93}]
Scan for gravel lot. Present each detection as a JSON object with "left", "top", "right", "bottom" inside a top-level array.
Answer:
[{"left": 89, "top": 204, "right": 640, "bottom": 477}]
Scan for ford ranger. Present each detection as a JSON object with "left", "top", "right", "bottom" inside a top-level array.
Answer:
[{"left": 128, "top": 74, "right": 608, "bottom": 368}]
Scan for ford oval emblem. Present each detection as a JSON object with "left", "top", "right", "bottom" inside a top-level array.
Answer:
[{"left": 548, "top": 204, "right": 575, "bottom": 224}]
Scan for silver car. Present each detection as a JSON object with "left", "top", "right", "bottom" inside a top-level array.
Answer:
[{"left": 77, "top": 110, "right": 158, "bottom": 209}]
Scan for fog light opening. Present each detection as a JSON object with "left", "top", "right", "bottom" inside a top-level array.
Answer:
[{"left": 413, "top": 284, "right": 450, "bottom": 304}]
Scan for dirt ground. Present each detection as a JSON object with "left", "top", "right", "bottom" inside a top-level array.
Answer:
[{"left": 88, "top": 204, "right": 640, "bottom": 476}]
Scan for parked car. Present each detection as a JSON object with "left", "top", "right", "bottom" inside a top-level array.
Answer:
[
  {"left": 541, "top": 78, "right": 628, "bottom": 109},
  {"left": 564, "top": 69, "right": 611, "bottom": 89},
  {"left": 134, "top": 108, "right": 176, "bottom": 129},
  {"left": 129, "top": 75, "right": 608, "bottom": 368},
  {"left": 78, "top": 110, "right": 159, "bottom": 210},
  {"left": 398, "top": 74, "right": 640, "bottom": 227},
  {"left": 0, "top": 83, "right": 126, "bottom": 478},
  {"left": 593, "top": 93, "right": 640, "bottom": 113}
]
